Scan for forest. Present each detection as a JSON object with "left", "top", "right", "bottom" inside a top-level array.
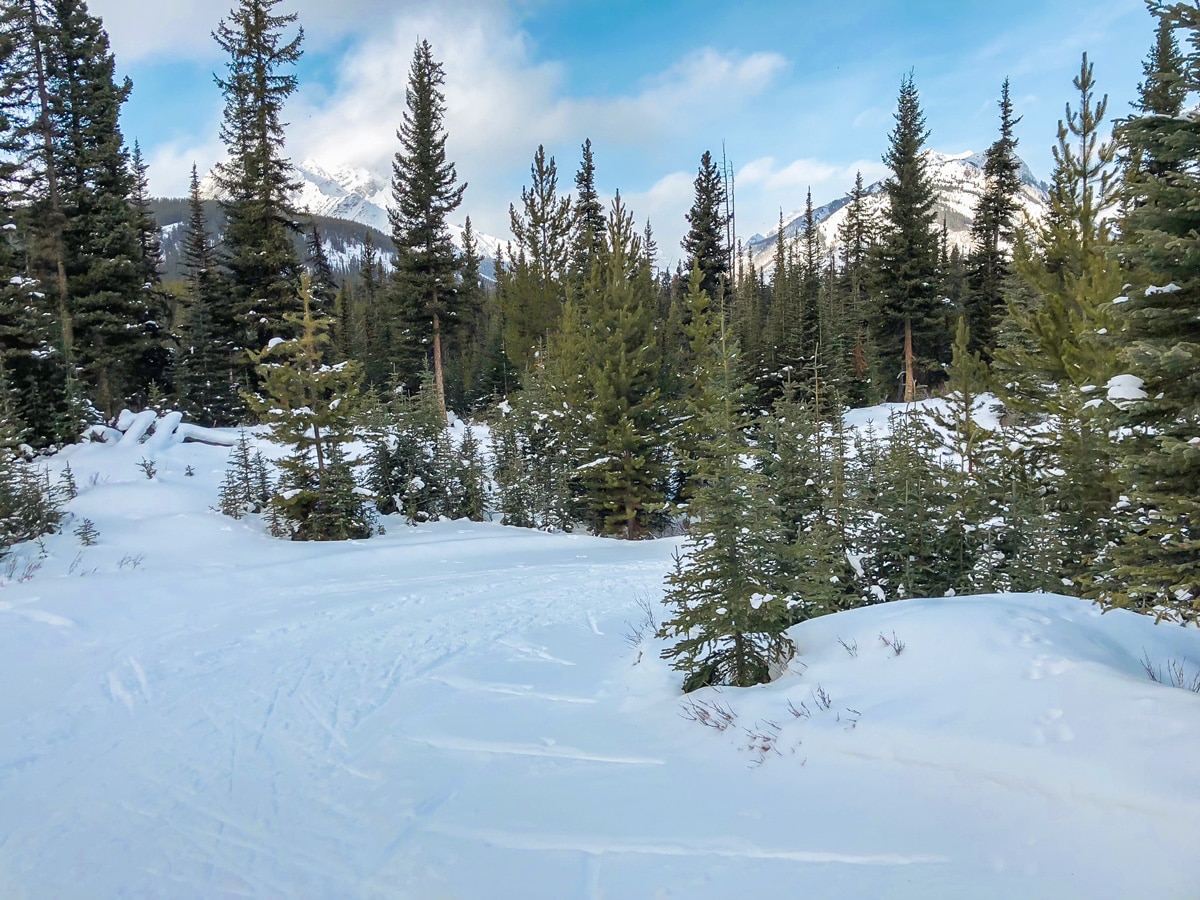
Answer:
[{"left": 1, "top": 0, "right": 1197, "bottom": 693}]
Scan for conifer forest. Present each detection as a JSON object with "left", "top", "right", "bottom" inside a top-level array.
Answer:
[{"left": 1, "top": 0, "right": 1198, "bottom": 697}]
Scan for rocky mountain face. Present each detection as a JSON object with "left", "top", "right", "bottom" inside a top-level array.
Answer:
[{"left": 745, "top": 150, "right": 1050, "bottom": 275}]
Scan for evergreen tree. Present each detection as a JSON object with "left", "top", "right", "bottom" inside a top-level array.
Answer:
[
  {"left": 874, "top": 73, "right": 945, "bottom": 400},
  {"left": 245, "top": 274, "right": 373, "bottom": 540},
  {"left": 761, "top": 386, "right": 859, "bottom": 617},
  {"left": 217, "top": 429, "right": 273, "bottom": 518},
  {"left": 658, "top": 266, "right": 794, "bottom": 691},
  {"left": 569, "top": 137, "right": 606, "bottom": 296},
  {"left": 176, "top": 164, "right": 240, "bottom": 424},
  {"left": 389, "top": 38, "right": 466, "bottom": 422},
  {"left": 42, "top": 0, "right": 167, "bottom": 417},
  {"left": 575, "top": 196, "right": 666, "bottom": 538},
  {"left": 996, "top": 54, "right": 1122, "bottom": 593},
  {"left": 964, "top": 79, "right": 1022, "bottom": 359},
  {"left": 929, "top": 318, "right": 1007, "bottom": 593},
  {"left": 355, "top": 231, "right": 389, "bottom": 385},
  {"left": 0, "top": 0, "right": 74, "bottom": 390},
  {"left": 865, "top": 407, "right": 949, "bottom": 600},
  {"left": 305, "top": 222, "right": 337, "bottom": 308},
  {"left": 213, "top": 0, "right": 303, "bottom": 370},
  {"left": 448, "top": 216, "right": 491, "bottom": 409},
  {"left": 681, "top": 150, "right": 729, "bottom": 301},
  {"left": 0, "top": 10, "right": 73, "bottom": 448},
  {"left": 836, "top": 170, "right": 879, "bottom": 405},
  {"left": 1104, "top": 3, "right": 1200, "bottom": 622},
  {"left": 360, "top": 373, "right": 449, "bottom": 523},
  {"left": 497, "top": 145, "right": 571, "bottom": 373}
]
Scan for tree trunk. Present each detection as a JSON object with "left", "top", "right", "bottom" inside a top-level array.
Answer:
[
  {"left": 903, "top": 316, "right": 917, "bottom": 403},
  {"left": 27, "top": 0, "right": 72, "bottom": 361},
  {"left": 431, "top": 304, "right": 447, "bottom": 424}
]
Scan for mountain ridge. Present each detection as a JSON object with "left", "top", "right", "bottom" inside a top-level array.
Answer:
[{"left": 745, "top": 150, "right": 1050, "bottom": 275}]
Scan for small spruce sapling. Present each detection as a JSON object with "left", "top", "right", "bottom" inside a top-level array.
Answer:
[{"left": 74, "top": 518, "right": 99, "bottom": 546}]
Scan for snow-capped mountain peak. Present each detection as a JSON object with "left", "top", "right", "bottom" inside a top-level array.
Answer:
[
  {"left": 197, "top": 158, "right": 502, "bottom": 266},
  {"left": 747, "top": 149, "right": 1050, "bottom": 275}
]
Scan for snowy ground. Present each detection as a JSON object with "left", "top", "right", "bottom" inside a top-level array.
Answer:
[{"left": 1, "top": 429, "right": 1198, "bottom": 898}]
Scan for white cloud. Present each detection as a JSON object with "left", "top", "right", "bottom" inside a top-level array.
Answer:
[
  {"left": 622, "top": 171, "right": 696, "bottom": 266},
  {"left": 277, "top": 5, "right": 788, "bottom": 240},
  {"left": 89, "top": 0, "right": 491, "bottom": 62},
  {"left": 144, "top": 135, "right": 226, "bottom": 198}
]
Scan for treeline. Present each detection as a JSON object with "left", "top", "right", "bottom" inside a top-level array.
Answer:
[{"left": 1, "top": 1, "right": 1196, "bottom": 685}]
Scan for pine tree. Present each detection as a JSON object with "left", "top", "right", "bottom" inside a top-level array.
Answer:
[
  {"left": 448, "top": 216, "right": 491, "bottom": 410},
  {"left": 836, "top": 171, "right": 879, "bottom": 405},
  {"left": 390, "top": 39, "right": 466, "bottom": 422},
  {"left": 681, "top": 150, "right": 729, "bottom": 301},
  {"left": 929, "top": 318, "right": 1007, "bottom": 593},
  {"left": 874, "top": 73, "right": 945, "bottom": 400},
  {"left": 497, "top": 145, "right": 571, "bottom": 373},
  {"left": 0, "top": 23, "right": 73, "bottom": 450},
  {"left": 305, "top": 222, "right": 337, "bottom": 308},
  {"left": 995, "top": 54, "right": 1122, "bottom": 592},
  {"left": 574, "top": 196, "right": 666, "bottom": 538},
  {"left": 762, "top": 386, "right": 860, "bottom": 617},
  {"left": 217, "top": 429, "right": 273, "bottom": 518},
  {"left": 1104, "top": 3, "right": 1200, "bottom": 622},
  {"left": 964, "top": 79, "right": 1022, "bottom": 359},
  {"left": 213, "top": 0, "right": 304, "bottom": 370},
  {"left": 569, "top": 137, "right": 606, "bottom": 296},
  {"left": 1, "top": 0, "right": 74, "bottom": 392},
  {"left": 39, "top": 0, "right": 167, "bottom": 417},
  {"left": 355, "top": 231, "right": 389, "bottom": 385},
  {"left": 175, "top": 164, "right": 240, "bottom": 424},
  {"left": 658, "top": 265, "right": 794, "bottom": 691},
  {"left": 245, "top": 274, "right": 373, "bottom": 540}
]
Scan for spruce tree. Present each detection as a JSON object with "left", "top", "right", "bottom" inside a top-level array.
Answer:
[
  {"left": 213, "top": 0, "right": 304, "bottom": 369},
  {"left": 575, "top": 196, "right": 666, "bottom": 538},
  {"left": 874, "top": 72, "right": 945, "bottom": 400},
  {"left": 305, "top": 222, "right": 337, "bottom": 308},
  {"left": 0, "top": 0, "right": 74, "bottom": 392},
  {"left": 42, "top": 0, "right": 167, "bottom": 417},
  {"left": 995, "top": 54, "right": 1122, "bottom": 592},
  {"left": 448, "top": 216, "right": 491, "bottom": 409},
  {"left": 569, "top": 137, "right": 606, "bottom": 296},
  {"left": 1105, "top": 3, "right": 1200, "bottom": 622},
  {"left": 355, "top": 231, "right": 389, "bottom": 385},
  {"left": 390, "top": 39, "right": 466, "bottom": 422},
  {"left": 497, "top": 145, "right": 571, "bottom": 373},
  {"left": 681, "top": 150, "right": 729, "bottom": 301},
  {"left": 964, "top": 79, "right": 1022, "bottom": 359},
  {"left": 176, "top": 164, "right": 240, "bottom": 424},
  {"left": 0, "top": 10, "right": 72, "bottom": 448},
  {"left": 245, "top": 274, "right": 373, "bottom": 540},
  {"left": 658, "top": 266, "right": 794, "bottom": 691},
  {"left": 836, "top": 171, "right": 879, "bottom": 405}
]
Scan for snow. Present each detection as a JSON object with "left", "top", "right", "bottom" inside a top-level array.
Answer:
[
  {"left": 1107, "top": 374, "right": 1148, "bottom": 403},
  {"left": 0, "top": 433, "right": 1197, "bottom": 898},
  {"left": 1145, "top": 283, "right": 1182, "bottom": 296}
]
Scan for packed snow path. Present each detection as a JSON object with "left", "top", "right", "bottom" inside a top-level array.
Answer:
[{"left": 0, "top": 436, "right": 1198, "bottom": 898}]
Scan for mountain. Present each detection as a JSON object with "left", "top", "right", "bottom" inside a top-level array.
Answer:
[
  {"left": 745, "top": 150, "right": 1051, "bottom": 275},
  {"left": 191, "top": 159, "right": 504, "bottom": 279}
]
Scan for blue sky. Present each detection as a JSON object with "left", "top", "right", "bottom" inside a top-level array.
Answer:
[{"left": 90, "top": 0, "right": 1150, "bottom": 264}]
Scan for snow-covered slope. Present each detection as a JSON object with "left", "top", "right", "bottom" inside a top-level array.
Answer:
[
  {"left": 0, "top": 426, "right": 1197, "bottom": 898},
  {"left": 746, "top": 150, "right": 1050, "bottom": 275},
  {"left": 198, "top": 159, "right": 505, "bottom": 265},
  {"left": 292, "top": 158, "right": 393, "bottom": 233}
]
